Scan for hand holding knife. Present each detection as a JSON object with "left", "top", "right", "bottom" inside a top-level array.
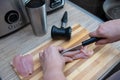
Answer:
[{"left": 61, "top": 37, "right": 101, "bottom": 54}]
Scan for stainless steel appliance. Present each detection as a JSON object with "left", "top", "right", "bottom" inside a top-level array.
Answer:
[
  {"left": 26, "top": 0, "right": 47, "bottom": 36},
  {"left": 0, "top": 0, "right": 65, "bottom": 37},
  {"left": 0, "top": 0, "right": 29, "bottom": 37},
  {"left": 46, "top": 0, "right": 65, "bottom": 12}
]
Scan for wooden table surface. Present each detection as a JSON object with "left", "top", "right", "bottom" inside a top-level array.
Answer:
[
  {"left": 12, "top": 24, "right": 120, "bottom": 80},
  {"left": 0, "top": 0, "right": 120, "bottom": 80}
]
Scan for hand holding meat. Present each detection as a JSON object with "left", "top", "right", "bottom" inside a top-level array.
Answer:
[
  {"left": 89, "top": 19, "right": 120, "bottom": 45},
  {"left": 39, "top": 45, "right": 94, "bottom": 80},
  {"left": 39, "top": 45, "right": 73, "bottom": 80}
]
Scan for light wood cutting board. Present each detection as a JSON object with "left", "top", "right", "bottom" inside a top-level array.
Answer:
[{"left": 12, "top": 24, "right": 120, "bottom": 80}]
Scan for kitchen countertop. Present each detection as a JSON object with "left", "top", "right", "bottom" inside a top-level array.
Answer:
[{"left": 0, "top": 0, "right": 120, "bottom": 80}]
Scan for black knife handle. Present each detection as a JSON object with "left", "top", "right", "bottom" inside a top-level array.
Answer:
[{"left": 82, "top": 37, "right": 101, "bottom": 46}]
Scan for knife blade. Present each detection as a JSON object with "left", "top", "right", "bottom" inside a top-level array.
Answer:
[
  {"left": 61, "top": 37, "right": 101, "bottom": 54},
  {"left": 61, "top": 11, "right": 68, "bottom": 28}
]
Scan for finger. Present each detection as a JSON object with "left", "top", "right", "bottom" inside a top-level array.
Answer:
[
  {"left": 89, "top": 30, "right": 104, "bottom": 38},
  {"left": 39, "top": 52, "right": 43, "bottom": 65},
  {"left": 39, "top": 51, "right": 43, "bottom": 58},
  {"left": 63, "top": 50, "right": 80, "bottom": 57},
  {"left": 64, "top": 57, "right": 73, "bottom": 62},
  {"left": 39, "top": 50, "right": 44, "bottom": 61},
  {"left": 95, "top": 39, "right": 108, "bottom": 45},
  {"left": 57, "top": 46, "right": 65, "bottom": 52},
  {"left": 89, "top": 31, "right": 98, "bottom": 37}
]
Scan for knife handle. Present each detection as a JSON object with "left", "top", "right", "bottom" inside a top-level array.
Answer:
[{"left": 82, "top": 37, "right": 101, "bottom": 46}]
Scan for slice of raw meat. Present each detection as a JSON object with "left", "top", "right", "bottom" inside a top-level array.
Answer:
[
  {"left": 12, "top": 54, "right": 33, "bottom": 77},
  {"left": 63, "top": 46, "right": 94, "bottom": 59}
]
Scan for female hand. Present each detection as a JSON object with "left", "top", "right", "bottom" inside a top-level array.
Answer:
[
  {"left": 39, "top": 45, "right": 73, "bottom": 72},
  {"left": 89, "top": 19, "right": 120, "bottom": 45},
  {"left": 39, "top": 45, "right": 73, "bottom": 80}
]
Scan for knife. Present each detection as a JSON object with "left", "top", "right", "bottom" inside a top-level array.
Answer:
[{"left": 61, "top": 37, "right": 101, "bottom": 54}]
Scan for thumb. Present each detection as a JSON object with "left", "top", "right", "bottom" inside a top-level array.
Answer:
[{"left": 57, "top": 46, "right": 64, "bottom": 52}]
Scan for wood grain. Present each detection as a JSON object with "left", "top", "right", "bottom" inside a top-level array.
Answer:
[{"left": 12, "top": 24, "right": 120, "bottom": 80}]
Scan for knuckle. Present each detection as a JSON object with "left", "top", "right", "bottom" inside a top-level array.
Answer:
[{"left": 97, "top": 27, "right": 104, "bottom": 35}]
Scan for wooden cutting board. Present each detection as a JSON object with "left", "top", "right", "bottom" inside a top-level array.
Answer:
[{"left": 12, "top": 24, "right": 120, "bottom": 80}]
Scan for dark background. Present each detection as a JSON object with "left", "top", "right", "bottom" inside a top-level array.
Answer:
[{"left": 69, "top": 0, "right": 108, "bottom": 21}]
